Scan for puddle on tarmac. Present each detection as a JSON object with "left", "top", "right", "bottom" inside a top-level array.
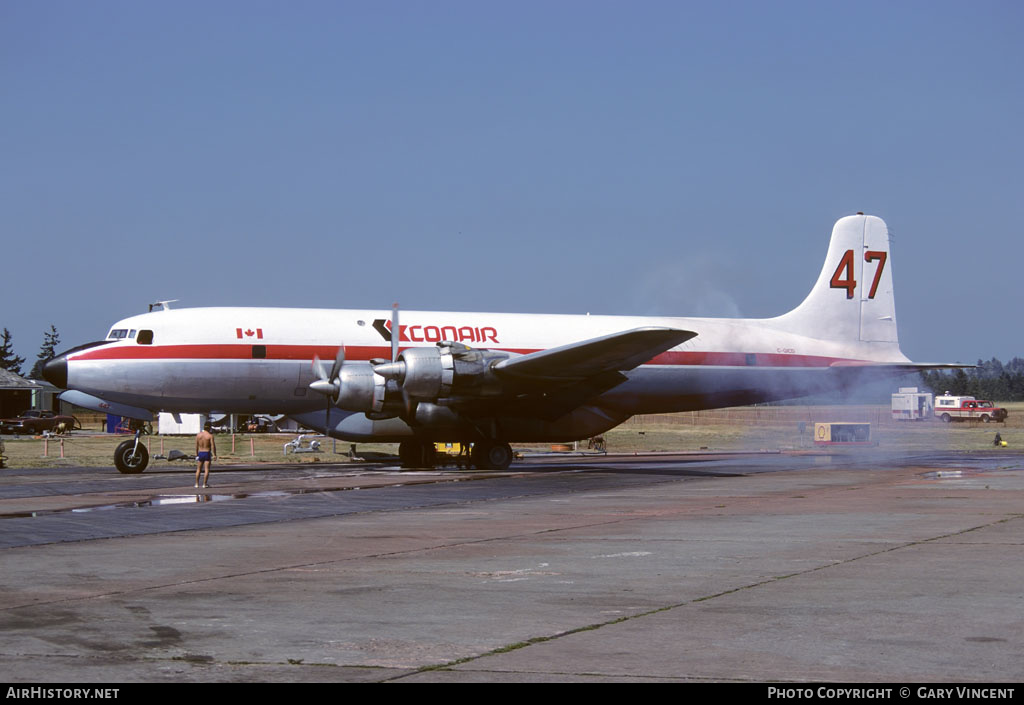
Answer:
[
  {"left": 919, "top": 465, "right": 1023, "bottom": 480},
  {"left": 0, "top": 476, "right": 475, "bottom": 519},
  {"left": 920, "top": 470, "right": 967, "bottom": 479}
]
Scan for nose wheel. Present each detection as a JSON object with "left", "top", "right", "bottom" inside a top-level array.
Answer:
[{"left": 114, "top": 438, "right": 149, "bottom": 474}]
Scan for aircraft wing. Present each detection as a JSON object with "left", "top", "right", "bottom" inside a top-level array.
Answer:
[
  {"left": 431, "top": 327, "right": 696, "bottom": 421},
  {"left": 493, "top": 327, "right": 697, "bottom": 383}
]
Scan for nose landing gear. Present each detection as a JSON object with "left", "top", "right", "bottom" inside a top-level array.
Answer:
[{"left": 114, "top": 430, "right": 149, "bottom": 474}]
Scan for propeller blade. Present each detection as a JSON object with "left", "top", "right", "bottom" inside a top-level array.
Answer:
[
  {"left": 391, "top": 303, "right": 399, "bottom": 363},
  {"left": 329, "top": 345, "right": 345, "bottom": 383},
  {"left": 328, "top": 345, "right": 345, "bottom": 432},
  {"left": 312, "top": 355, "right": 328, "bottom": 382},
  {"left": 309, "top": 345, "right": 346, "bottom": 435}
]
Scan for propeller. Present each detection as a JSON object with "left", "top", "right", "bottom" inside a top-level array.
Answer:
[
  {"left": 308, "top": 304, "right": 415, "bottom": 427},
  {"left": 373, "top": 303, "right": 417, "bottom": 419},
  {"left": 392, "top": 303, "right": 417, "bottom": 417},
  {"left": 309, "top": 345, "right": 345, "bottom": 430}
]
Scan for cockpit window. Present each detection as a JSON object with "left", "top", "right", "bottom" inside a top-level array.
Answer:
[
  {"left": 137, "top": 330, "right": 154, "bottom": 345},
  {"left": 107, "top": 329, "right": 129, "bottom": 340}
]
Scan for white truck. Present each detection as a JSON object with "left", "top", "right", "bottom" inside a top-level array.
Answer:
[{"left": 934, "top": 395, "right": 1008, "bottom": 423}]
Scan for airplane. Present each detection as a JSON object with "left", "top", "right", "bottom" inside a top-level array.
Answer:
[{"left": 43, "top": 213, "right": 952, "bottom": 473}]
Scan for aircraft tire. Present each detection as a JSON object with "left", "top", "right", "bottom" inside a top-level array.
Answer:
[
  {"left": 398, "top": 440, "right": 435, "bottom": 469},
  {"left": 941, "top": 413, "right": 951, "bottom": 423},
  {"left": 398, "top": 441, "right": 416, "bottom": 468},
  {"left": 472, "top": 441, "right": 513, "bottom": 471},
  {"left": 114, "top": 440, "right": 149, "bottom": 474}
]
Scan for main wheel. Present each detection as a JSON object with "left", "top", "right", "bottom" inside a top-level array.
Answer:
[
  {"left": 980, "top": 415, "right": 991, "bottom": 423},
  {"left": 114, "top": 440, "right": 149, "bottom": 474},
  {"left": 472, "top": 441, "right": 513, "bottom": 471},
  {"left": 940, "top": 413, "right": 951, "bottom": 423},
  {"left": 398, "top": 440, "right": 435, "bottom": 469}
]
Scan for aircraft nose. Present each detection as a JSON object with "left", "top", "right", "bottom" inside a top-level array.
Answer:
[{"left": 42, "top": 355, "right": 68, "bottom": 389}]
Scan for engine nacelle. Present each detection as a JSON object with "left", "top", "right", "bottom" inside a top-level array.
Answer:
[
  {"left": 328, "top": 344, "right": 515, "bottom": 416},
  {"left": 373, "top": 343, "right": 513, "bottom": 403},
  {"left": 333, "top": 363, "right": 388, "bottom": 413},
  {"left": 396, "top": 346, "right": 455, "bottom": 400}
]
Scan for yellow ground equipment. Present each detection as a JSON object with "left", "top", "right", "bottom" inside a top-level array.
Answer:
[
  {"left": 433, "top": 442, "right": 472, "bottom": 468},
  {"left": 814, "top": 422, "right": 872, "bottom": 446}
]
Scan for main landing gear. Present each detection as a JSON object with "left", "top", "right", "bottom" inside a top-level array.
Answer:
[
  {"left": 471, "top": 440, "right": 513, "bottom": 471},
  {"left": 398, "top": 439, "right": 513, "bottom": 471},
  {"left": 398, "top": 440, "right": 435, "bottom": 469}
]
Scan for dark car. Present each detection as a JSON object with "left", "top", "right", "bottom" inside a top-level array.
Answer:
[{"left": 0, "top": 410, "right": 80, "bottom": 435}]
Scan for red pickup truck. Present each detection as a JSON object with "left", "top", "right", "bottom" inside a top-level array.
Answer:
[
  {"left": 0, "top": 410, "right": 80, "bottom": 435},
  {"left": 934, "top": 395, "right": 1008, "bottom": 423}
]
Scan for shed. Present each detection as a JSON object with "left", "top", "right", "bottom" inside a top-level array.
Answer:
[{"left": 0, "top": 369, "right": 42, "bottom": 419}]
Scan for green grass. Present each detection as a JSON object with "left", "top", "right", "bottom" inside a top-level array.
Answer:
[{"left": 3, "top": 403, "right": 1021, "bottom": 469}]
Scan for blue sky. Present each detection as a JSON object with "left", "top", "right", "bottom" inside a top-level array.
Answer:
[{"left": 2, "top": 1, "right": 1021, "bottom": 367}]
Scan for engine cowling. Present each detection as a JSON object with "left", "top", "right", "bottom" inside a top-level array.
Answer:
[
  {"left": 372, "top": 343, "right": 513, "bottom": 403},
  {"left": 333, "top": 364, "right": 388, "bottom": 413}
]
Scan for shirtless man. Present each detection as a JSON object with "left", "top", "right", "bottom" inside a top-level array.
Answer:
[{"left": 195, "top": 422, "right": 216, "bottom": 488}]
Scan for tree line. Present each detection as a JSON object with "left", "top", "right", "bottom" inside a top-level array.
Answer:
[
  {"left": 0, "top": 326, "right": 60, "bottom": 380},
  {"left": 919, "top": 357, "right": 1024, "bottom": 402}
]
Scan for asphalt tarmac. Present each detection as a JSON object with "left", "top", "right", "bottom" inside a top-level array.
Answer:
[{"left": 1, "top": 449, "right": 1022, "bottom": 683}]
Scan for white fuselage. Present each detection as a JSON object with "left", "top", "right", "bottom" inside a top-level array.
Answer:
[{"left": 58, "top": 305, "right": 907, "bottom": 441}]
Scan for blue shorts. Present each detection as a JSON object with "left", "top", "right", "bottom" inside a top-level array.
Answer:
[{"left": 197, "top": 451, "right": 212, "bottom": 462}]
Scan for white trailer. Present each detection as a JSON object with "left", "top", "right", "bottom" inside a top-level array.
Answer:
[
  {"left": 891, "top": 387, "right": 933, "bottom": 421},
  {"left": 158, "top": 412, "right": 204, "bottom": 435}
]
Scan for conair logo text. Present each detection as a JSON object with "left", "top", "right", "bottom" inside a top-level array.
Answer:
[{"left": 372, "top": 319, "right": 500, "bottom": 345}]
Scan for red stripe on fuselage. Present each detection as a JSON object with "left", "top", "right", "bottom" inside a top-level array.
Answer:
[
  {"left": 70, "top": 344, "right": 859, "bottom": 368},
  {"left": 73, "top": 344, "right": 398, "bottom": 362}
]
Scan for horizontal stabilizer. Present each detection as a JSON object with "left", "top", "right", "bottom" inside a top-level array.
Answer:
[
  {"left": 494, "top": 327, "right": 697, "bottom": 382},
  {"left": 828, "top": 361, "right": 974, "bottom": 371}
]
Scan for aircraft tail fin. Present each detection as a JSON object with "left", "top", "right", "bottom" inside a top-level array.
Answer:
[{"left": 771, "top": 214, "right": 900, "bottom": 346}]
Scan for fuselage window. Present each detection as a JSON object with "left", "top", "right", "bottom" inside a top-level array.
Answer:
[
  {"left": 128, "top": 330, "right": 136, "bottom": 338},
  {"left": 137, "top": 330, "right": 154, "bottom": 345}
]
